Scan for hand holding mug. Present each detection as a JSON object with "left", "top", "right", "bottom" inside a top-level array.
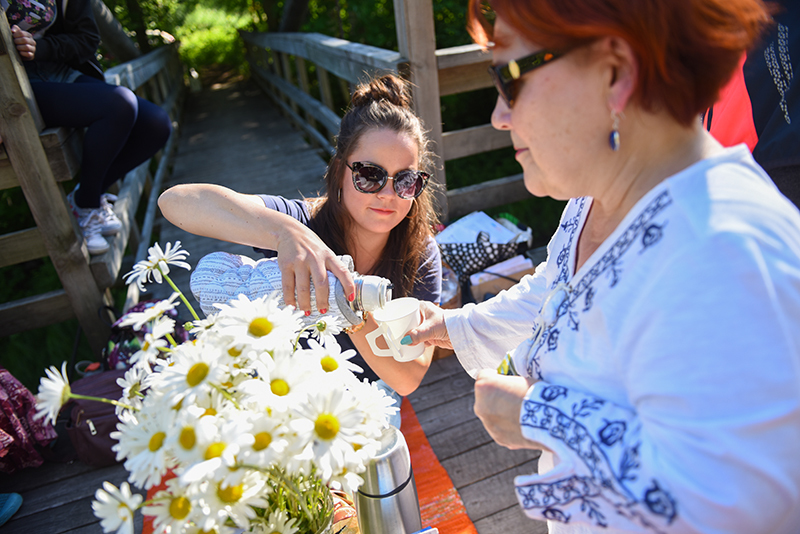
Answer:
[{"left": 365, "top": 297, "right": 425, "bottom": 362}]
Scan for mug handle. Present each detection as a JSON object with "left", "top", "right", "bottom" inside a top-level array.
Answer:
[{"left": 365, "top": 323, "right": 396, "bottom": 357}]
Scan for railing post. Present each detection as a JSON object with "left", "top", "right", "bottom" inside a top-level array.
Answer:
[{"left": 394, "top": 0, "right": 448, "bottom": 219}]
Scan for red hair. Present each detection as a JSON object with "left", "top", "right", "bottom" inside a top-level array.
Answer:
[{"left": 468, "top": 0, "right": 773, "bottom": 126}]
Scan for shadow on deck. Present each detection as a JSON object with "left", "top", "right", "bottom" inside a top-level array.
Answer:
[{"left": 1, "top": 75, "right": 545, "bottom": 534}]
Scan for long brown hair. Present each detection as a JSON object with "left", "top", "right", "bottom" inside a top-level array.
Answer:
[{"left": 308, "top": 74, "right": 439, "bottom": 297}]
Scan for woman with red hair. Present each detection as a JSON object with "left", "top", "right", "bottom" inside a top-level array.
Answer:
[{"left": 404, "top": 0, "right": 800, "bottom": 532}]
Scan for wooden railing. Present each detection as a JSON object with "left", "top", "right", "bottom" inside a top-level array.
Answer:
[
  {"left": 241, "top": 0, "right": 528, "bottom": 222},
  {"left": 0, "top": 8, "right": 184, "bottom": 354}
]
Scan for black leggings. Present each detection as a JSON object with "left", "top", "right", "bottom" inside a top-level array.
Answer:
[{"left": 32, "top": 75, "right": 172, "bottom": 209}]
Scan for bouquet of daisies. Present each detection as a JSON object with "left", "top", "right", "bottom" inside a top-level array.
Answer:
[{"left": 34, "top": 242, "right": 397, "bottom": 534}]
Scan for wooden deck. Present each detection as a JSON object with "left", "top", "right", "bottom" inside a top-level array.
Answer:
[{"left": 1, "top": 75, "right": 545, "bottom": 534}]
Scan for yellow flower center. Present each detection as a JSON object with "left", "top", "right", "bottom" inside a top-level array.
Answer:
[
  {"left": 203, "top": 408, "right": 217, "bottom": 417},
  {"left": 172, "top": 398, "right": 183, "bottom": 410},
  {"left": 61, "top": 385, "right": 72, "bottom": 406},
  {"left": 253, "top": 431, "right": 272, "bottom": 451},
  {"left": 248, "top": 317, "right": 273, "bottom": 337},
  {"left": 169, "top": 496, "right": 191, "bottom": 520},
  {"left": 179, "top": 427, "right": 196, "bottom": 450},
  {"left": 221, "top": 381, "right": 234, "bottom": 388},
  {"left": 320, "top": 356, "right": 338, "bottom": 373},
  {"left": 227, "top": 346, "right": 242, "bottom": 357},
  {"left": 142, "top": 340, "right": 151, "bottom": 351},
  {"left": 148, "top": 431, "right": 166, "bottom": 452},
  {"left": 270, "top": 379, "right": 289, "bottom": 396},
  {"left": 315, "top": 413, "right": 340, "bottom": 441},
  {"left": 353, "top": 443, "right": 362, "bottom": 452},
  {"left": 205, "top": 442, "right": 225, "bottom": 460},
  {"left": 217, "top": 483, "right": 243, "bottom": 503},
  {"left": 186, "top": 362, "right": 209, "bottom": 387}
]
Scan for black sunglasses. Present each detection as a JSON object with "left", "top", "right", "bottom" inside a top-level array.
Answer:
[
  {"left": 488, "top": 49, "right": 563, "bottom": 107},
  {"left": 347, "top": 161, "right": 429, "bottom": 200}
]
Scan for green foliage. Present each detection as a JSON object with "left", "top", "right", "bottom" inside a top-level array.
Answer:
[{"left": 176, "top": 6, "right": 252, "bottom": 68}]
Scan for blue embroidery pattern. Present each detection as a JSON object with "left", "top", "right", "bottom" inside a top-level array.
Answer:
[
  {"left": 525, "top": 192, "right": 673, "bottom": 379},
  {"left": 519, "top": 398, "right": 677, "bottom": 532}
]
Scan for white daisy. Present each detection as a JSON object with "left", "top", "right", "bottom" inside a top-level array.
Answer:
[
  {"left": 262, "top": 509, "right": 299, "bottom": 534},
  {"left": 34, "top": 361, "right": 71, "bottom": 426},
  {"left": 291, "top": 388, "right": 368, "bottom": 482},
  {"left": 238, "top": 411, "right": 289, "bottom": 470},
  {"left": 214, "top": 294, "right": 302, "bottom": 353},
  {"left": 157, "top": 340, "right": 227, "bottom": 405},
  {"left": 180, "top": 413, "right": 253, "bottom": 485},
  {"left": 129, "top": 316, "right": 174, "bottom": 368},
  {"left": 304, "top": 315, "right": 345, "bottom": 346},
  {"left": 119, "top": 293, "right": 180, "bottom": 331},
  {"left": 194, "top": 473, "right": 268, "bottom": 531},
  {"left": 348, "top": 378, "right": 400, "bottom": 430},
  {"left": 123, "top": 241, "right": 190, "bottom": 292},
  {"left": 238, "top": 350, "right": 313, "bottom": 414},
  {"left": 91, "top": 481, "right": 143, "bottom": 534},
  {"left": 302, "top": 338, "right": 362, "bottom": 379},
  {"left": 115, "top": 365, "right": 150, "bottom": 416},
  {"left": 142, "top": 477, "right": 198, "bottom": 534},
  {"left": 111, "top": 406, "right": 174, "bottom": 489}
]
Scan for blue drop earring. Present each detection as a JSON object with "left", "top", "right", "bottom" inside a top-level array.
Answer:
[{"left": 609, "top": 111, "right": 621, "bottom": 151}]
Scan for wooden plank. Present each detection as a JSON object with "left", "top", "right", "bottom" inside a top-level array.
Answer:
[
  {"left": 442, "top": 124, "right": 511, "bottom": 161},
  {"left": 458, "top": 458, "right": 540, "bottom": 520},
  {"left": 0, "top": 290, "right": 74, "bottom": 336},
  {"left": 413, "top": 392, "right": 477, "bottom": 436},
  {"left": 0, "top": 127, "right": 82, "bottom": 190},
  {"left": 104, "top": 44, "right": 176, "bottom": 91},
  {"left": 0, "top": 12, "right": 110, "bottom": 353},
  {"left": 442, "top": 441, "right": 541, "bottom": 488},
  {"left": 437, "top": 44, "right": 494, "bottom": 97},
  {"left": 407, "top": 369, "right": 474, "bottom": 413},
  {"left": 394, "top": 0, "right": 447, "bottom": 219},
  {"left": 295, "top": 55, "right": 317, "bottom": 129},
  {"left": 0, "top": 458, "right": 97, "bottom": 494},
  {"left": 446, "top": 174, "right": 530, "bottom": 221},
  {"left": 0, "top": 10, "right": 44, "bottom": 131},
  {"left": 280, "top": 52, "right": 299, "bottom": 115},
  {"left": 317, "top": 65, "right": 334, "bottom": 111},
  {"left": 251, "top": 64, "right": 341, "bottom": 138},
  {"left": 419, "top": 352, "right": 465, "bottom": 386},
  {"left": 473, "top": 504, "right": 549, "bottom": 534},
  {"left": 426, "top": 417, "right": 494, "bottom": 461},
  {"left": 240, "top": 31, "right": 407, "bottom": 84},
  {"left": 439, "top": 60, "right": 494, "bottom": 97},
  {"left": 0, "top": 227, "right": 48, "bottom": 267}
]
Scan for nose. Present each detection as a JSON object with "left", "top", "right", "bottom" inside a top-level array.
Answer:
[
  {"left": 491, "top": 95, "right": 512, "bottom": 131},
  {"left": 376, "top": 177, "right": 398, "bottom": 199}
]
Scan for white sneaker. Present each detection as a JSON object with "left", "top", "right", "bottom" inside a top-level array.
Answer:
[
  {"left": 67, "top": 190, "right": 110, "bottom": 255},
  {"left": 99, "top": 193, "right": 122, "bottom": 236},
  {"left": 77, "top": 208, "right": 110, "bottom": 255}
]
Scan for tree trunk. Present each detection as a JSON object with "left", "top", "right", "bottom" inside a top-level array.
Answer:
[
  {"left": 278, "top": 0, "right": 309, "bottom": 32},
  {"left": 123, "top": 0, "right": 151, "bottom": 54},
  {"left": 90, "top": 0, "right": 140, "bottom": 62}
]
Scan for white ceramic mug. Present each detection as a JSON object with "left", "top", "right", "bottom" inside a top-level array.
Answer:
[{"left": 365, "top": 297, "right": 425, "bottom": 362}]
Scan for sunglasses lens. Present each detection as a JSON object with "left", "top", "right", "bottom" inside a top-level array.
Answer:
[
  {"left": 354, "top": 165, "right": 386, "bottom": 193},
  {"left": 395, "top": 171, "right": 426, "bottom": 199},
  {"left": 488, "top": 67, "right": 513, "bottom": 106}
]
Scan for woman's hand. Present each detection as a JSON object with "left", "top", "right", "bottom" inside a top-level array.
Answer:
[
  {"left": 474, "top": 370, "right": 546, "bottom": 451},
  {"left": 273, "top": 223, "right": 355, "bottom": 314},
  {"left": 401, "top": 300, "right": 453, "bottom": 350},
  {"left": 11, "top": 26, "right": 36, "bottom": 60}
]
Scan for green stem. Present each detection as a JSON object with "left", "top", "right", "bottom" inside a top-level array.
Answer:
[
  {"left": 158, "top": 265, "right": 200, "bottom": 321},
  {"left": 165, "top": 332, "right": 177, "bottom": 347},
  {"left": 69, "top": 393, "right": 138, "bottom": 411},
  {"left": 210, "top": 383, "right": 241, "bottom": 409}
]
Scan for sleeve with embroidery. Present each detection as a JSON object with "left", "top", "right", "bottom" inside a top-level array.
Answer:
[
  {"left": 514, "top": 232, "right": 800, "bottom": 533},
  {"left": 446, "top": 261, "right": 550, "bottom": 376}
]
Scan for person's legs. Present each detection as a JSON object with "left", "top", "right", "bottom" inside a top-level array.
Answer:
[{"left": 32, "top": 76, "right": 139, "bottom": 209}]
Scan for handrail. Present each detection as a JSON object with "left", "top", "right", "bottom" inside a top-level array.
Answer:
[
  {"left": 104, "top": 43, "right": 177, "bottom": 91},
  {"left": 242, "top": 30, "right": 521, "bottom": 222},
  {"left": 241, "top": 31, "right": 407, "bottom": 84}
]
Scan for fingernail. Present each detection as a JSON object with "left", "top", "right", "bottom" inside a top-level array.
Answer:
[
  {"left": 304, "top": 310, "right": 311, "bottom": 316},
  {"left": 319, "top": 308, "right": 327, "bottom": 315},
  {"left": 400, "top": 335, "right": 412, "bottom": 346},
  {"left": 348, "top": 292, "right": 355, "bottom": 302}
]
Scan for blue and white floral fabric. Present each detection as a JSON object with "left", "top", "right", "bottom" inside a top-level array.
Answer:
[{"left": 444, "top": 145, "right": 800, "bottom": 533}]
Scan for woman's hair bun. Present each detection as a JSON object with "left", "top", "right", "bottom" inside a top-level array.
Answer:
[{"left": 350, "top": 74, "right": 412, "bottom": 109}]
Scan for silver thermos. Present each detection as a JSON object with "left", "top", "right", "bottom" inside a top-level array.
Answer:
[
  {"left": 356, "top": 425, "right": 422, "bottom": 534},
  {"left": 190, "top": 252, "right": 392, "bottom": 325}
]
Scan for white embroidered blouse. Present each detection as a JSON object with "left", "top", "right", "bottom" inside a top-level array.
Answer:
[{"left": 444, "top": 145, "right": 800, "bottom": 533}]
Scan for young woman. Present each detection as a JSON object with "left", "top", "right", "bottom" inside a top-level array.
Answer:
[
  {"left": 5, "top": 0, "right": 172, "bottom": 255},
  {"left": 159, "top": 74, "right": 442, "bottom": 396}
]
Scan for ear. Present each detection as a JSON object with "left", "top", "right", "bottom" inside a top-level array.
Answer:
[{"left": 597, "top": 36, "right": 638, "bottom": 114}]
